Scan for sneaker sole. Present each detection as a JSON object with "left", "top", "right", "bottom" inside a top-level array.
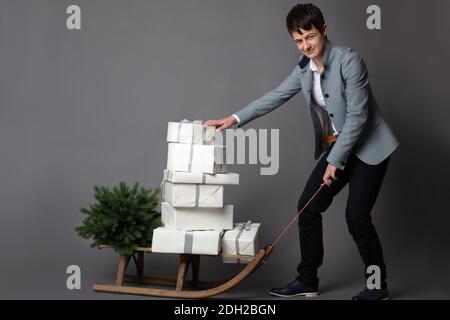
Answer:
[{"left": 269, "top": 291, "right": 319, "bottom": 298}]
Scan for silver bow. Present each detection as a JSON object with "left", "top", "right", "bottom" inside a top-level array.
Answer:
[
  {"left": 238, "top": 220, "right": 252, "bottom": 231},
  {"left": 176, "top": 119, "right": 203, "bottom": 143}
]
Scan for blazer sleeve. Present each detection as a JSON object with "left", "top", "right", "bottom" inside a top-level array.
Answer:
[
  {"left": 234, "top": 65, "right": 302, "bottom": 127},
  {"left": 326, "top": 50, "right": 370, "bottom": 170}
]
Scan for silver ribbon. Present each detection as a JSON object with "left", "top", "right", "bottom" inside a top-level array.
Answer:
[
  {"left": 184, "top": 231, "right": 194, "bottom": 254},
  {"left": 194, "top": 184, "right": 200, "bottom": 207},
  {"left": 187, "top": 143, "right": 194, "bottom": 172},
  {"left": 176, "top": 119, "right": 190, "bottom": 142},
  {"left": 176, "top": 119, "right": 204, "bottom": 144},
  {"left": 187, "top": 120, "right": 196, "bottom": 171},
  {"left": 193, "top": 120, "right": 203, "bottom": 144},
  {"left": 235, "top": 220, "right": 252, "bottom": 263},
  {"left": 175, "top": 119, "right": 206, "bottom": 171},
  {"left": 160, "top": 180, "right": 166, "bottom": 203}
]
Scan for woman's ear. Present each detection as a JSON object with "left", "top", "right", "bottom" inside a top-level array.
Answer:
[{"left": 322, "top": 24, "right": 328, "bottom": 36}]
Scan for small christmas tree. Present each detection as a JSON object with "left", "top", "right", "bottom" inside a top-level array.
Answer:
[{"left": 76, "top": 181, "right": 162, "bottom": 256}]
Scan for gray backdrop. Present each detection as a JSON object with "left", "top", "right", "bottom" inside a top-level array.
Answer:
[{"left": 1, "top": 0, "right": 449, "bottom": 300}]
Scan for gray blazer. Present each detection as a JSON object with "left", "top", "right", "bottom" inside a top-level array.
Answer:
[{"left": 234, "top": 40, "right": 399, "bottom": 170}]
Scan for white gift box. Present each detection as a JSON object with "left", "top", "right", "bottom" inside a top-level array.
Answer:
[
  {"left": 167, "top": 120, "right": 216, "bottom": 145},
  {"left": 162, "top": 181, "right": 223, "bottom": 208},
  {"left": 166, "top": 143, "right": 227, "bottom": 174},
  {"left": 163, "top": 169, "right": 239, "bottom": 185},
  {"left": 221, "top": 221, "right": 261, "bottom": 264},
  {"left": 161, "top": 202, "right": 233, "bottom": 231},
  {"left": 152, "top": 227, "right": 223, "bottom": 255}
]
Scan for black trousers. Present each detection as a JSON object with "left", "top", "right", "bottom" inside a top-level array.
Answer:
[{"left": 296, "top": 143, "right": 390, "bottom": 287}]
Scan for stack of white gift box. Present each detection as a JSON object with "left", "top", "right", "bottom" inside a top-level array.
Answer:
[{"left": 151, "top": 120, "right": 261, "bottom": 263}]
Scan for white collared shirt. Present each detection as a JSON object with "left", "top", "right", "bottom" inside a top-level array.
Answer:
[
  {"left": 232, "top": 60, "right": 339, "bottom": 135},
  {"left": 309, "top": 59, "right": 339, "bottom": 135}
]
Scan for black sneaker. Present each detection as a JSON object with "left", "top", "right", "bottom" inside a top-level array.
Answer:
[
  {"left": 270, "top": 279, "right": 319, "bottom": 298},
  {"left": 352, "top": 287, "right": 390, "bottom": 300}
]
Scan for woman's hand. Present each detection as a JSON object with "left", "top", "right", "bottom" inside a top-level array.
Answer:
[
  {"left": 204, "top": 116, "right": 237, "bottom": 132},
  {"left": 323, "top": 163, "right": 338, "bottom": 186}
]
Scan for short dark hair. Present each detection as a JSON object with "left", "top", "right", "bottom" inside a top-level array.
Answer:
[{"left": 286, "top": 3, "right": 326, "bottom": 35}]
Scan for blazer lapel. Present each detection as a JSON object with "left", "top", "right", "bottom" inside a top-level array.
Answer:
[
  {"left": 299, "top": 55, "right": 324, "bottom": 159},
  {"left": 302, "top": 68, "right": 313, "bottom": 101},
  {"left": 298, "top": 56, "right": 312, "bottom": 101}
]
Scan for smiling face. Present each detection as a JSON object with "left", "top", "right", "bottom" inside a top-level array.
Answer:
[{"left": 291, "top": 24, "right": 328, "bottom": 60}]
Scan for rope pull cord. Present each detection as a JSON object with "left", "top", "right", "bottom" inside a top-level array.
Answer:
[{"left": 262, "top": 179, "right": 332, "bottom": 263}]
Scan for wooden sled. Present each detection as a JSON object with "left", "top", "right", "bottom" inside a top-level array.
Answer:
[
  {"left": 93, "top": 244, "right": 272, "bottom": 299},
  {"left": 93, "top": 181, "right": 327, "bottom": 299}
]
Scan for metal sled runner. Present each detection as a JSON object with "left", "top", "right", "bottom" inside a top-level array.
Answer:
[{"left": 93, "top": 180, "right": 330, "bottom": 299}]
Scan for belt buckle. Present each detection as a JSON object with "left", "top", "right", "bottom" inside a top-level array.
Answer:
[{"left": 324, "top": 135, "right": 338, "bottom": 145}]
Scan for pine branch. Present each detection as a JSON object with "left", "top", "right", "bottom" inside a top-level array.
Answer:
[{"left": 75, "top": 181, "right": 163, "bottom": 256}]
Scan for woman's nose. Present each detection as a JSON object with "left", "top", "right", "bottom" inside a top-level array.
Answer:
[{"left": 302, "top": 42, "right": 310, "bottom": 51}]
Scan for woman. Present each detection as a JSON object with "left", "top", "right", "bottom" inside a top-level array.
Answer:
[{"left": 205, "top": 3, "right": 398, "bottom": 300}]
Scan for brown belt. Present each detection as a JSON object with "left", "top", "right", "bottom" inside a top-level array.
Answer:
[{"left": 324, "top": 135, "right": 338, "bottom": 144}]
